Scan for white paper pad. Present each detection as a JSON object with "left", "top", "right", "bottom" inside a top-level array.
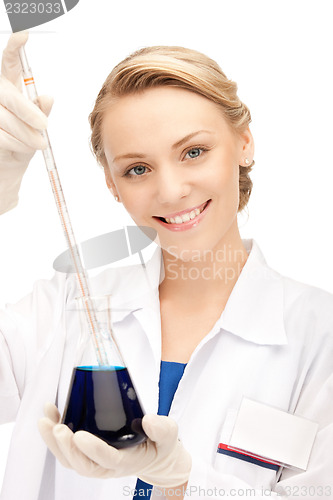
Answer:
[{"left": 229, "top": 398, "right": 318, "bottom": 470}]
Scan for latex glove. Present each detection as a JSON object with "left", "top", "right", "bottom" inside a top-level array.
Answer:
[
  {"left": 38, "top": 403, "right": 192, "bottom": 488},
  {"left": 0, "top": 31, "right": 53, "bottom": 214}
]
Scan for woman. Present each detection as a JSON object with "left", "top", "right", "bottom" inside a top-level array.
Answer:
[{"left": 0, "top": 33, "right": 332, "bottom": 500}]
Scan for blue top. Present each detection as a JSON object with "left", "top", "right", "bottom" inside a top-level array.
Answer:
[
  {"left": 133, "top": 361, "right": 187, "bottom": 499},
  {"left": 157, "top": 360, "right": 187, "bottom": 416}
]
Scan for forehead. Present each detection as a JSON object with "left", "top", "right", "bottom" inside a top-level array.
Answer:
[{"left": 101, "top": 87, "right": 232, "bottom": 153}]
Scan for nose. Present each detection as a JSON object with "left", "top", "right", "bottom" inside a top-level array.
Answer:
[{"left": 155, "top": 164, "right": 191, "bottom": 205}]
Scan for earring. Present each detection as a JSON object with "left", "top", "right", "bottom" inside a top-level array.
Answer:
[
  {"left": 114, "top": 195, "right": 119, "bottom": 202},
  {"left": 242, "top": 158, "right": 254, "bottom": 167}
]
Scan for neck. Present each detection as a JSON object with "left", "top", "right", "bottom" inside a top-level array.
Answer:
[{"left": 160, "top": 225, "right": 248, "bottom": 302}]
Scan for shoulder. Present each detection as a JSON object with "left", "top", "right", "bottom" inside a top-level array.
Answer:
[
  {"left": 2, "top": 271, "right": 69, "bottom": 320},
  {"left": 4, "top": 245, "right": 161, "bottom": 317},
  {"left": 273, "top": 271, "right": 333, "bottom": 354},
  {"left": 251, "top": 240, "right": 333, "bottom": 329},
  {"left": 251, "top": 239, "right": 333, "bottom": 346},
  {"left": 281, "top": 274, "right": 333, "bottom": 328}
]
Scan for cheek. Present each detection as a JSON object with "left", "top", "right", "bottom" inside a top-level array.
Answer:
[
  {"left": 206, "top": 159, "right": 240, "bottom": 204},
  {"left": 117, "top": 184, "right": 149, "bottom": 222},
  {"left": 221, "top": 169, "right": 240, "bottom": 213}
]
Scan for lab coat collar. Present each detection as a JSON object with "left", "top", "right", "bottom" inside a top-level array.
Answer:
[
  {"left": 105, "top": 239, "right": 287, "bottom": 346},
  {"left": 218, "top": 239, "right": 288, "bottom": 346}
]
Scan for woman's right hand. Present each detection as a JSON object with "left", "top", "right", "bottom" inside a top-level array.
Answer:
[{"left": 0, "top": 31, "right": 53, "bottom": 215}]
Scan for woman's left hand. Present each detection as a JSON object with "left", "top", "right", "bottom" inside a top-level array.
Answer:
[{"left": 38, "top": 403, "right": 191, "bottom": 488}]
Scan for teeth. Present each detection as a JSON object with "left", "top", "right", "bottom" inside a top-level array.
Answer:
[{"left": 162, "top": 203, "right": 207, "bottom": 224}]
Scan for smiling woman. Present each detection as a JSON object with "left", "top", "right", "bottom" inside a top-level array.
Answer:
[
  {"left": 101, "top": 87, "right": 252, "bottom": 260},
  {"left": 90, "top": 46, "right": 254, "bottom": 213},
  {"left": 1, "top": 35, "right": 333, "bottom": 500}
]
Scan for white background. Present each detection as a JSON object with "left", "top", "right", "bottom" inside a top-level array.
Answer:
[{"left": 0, "top": 0, "right": 332, "bottom": 490}]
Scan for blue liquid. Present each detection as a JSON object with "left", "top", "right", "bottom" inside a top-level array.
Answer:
[{"left": 62, "top": 366, "right": 147, "bottom": 449}]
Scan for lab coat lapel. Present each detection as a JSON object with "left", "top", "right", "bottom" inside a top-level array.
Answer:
[
  {"left": 168, "top": 240, "right": 288, "bottom": 425},
  {"left": 109, "top": 248, "right": 163, "bottom": 414},
  {"left": 109, "top": 246, "right": 163, "bottom": 368},
  {"left": 112, "top": 305, "right": 161, "bottom": 415}
]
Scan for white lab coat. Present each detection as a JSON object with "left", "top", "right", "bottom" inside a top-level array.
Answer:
[{"left": 0, "top": 239, "right": 333, "bottom": 500}]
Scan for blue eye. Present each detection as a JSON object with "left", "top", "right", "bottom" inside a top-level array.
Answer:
[
  {"left": 185, "top": 148, "right": 203, "bottom": 159},
  {"left": 127, "top": 165, "right": 147, "bottom": 176}
]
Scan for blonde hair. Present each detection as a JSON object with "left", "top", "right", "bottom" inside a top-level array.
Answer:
[{"left": 89, "top": 46, "right": 253, "bottom": 212}]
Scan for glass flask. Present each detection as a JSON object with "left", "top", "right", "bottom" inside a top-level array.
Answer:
[{"left": 62, "top": 295, "right": 147, "bottom": 449}]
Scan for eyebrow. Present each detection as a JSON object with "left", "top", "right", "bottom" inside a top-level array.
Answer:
[
  {"left": 112, "top": 130, "right": 213, "bottom": 163},
  {"left": 172, "top": 130, "right": 213, "bottom": 149}
]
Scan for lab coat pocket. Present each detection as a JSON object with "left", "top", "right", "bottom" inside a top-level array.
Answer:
[{"left": 214, "top": 409, "right": 279, "bottom": 491}]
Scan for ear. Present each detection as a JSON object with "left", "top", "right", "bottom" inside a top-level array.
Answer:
[
  {"left": 103, "top": 164, "right": 118, "bottom": 197},
  {"left": 239, "top": 127, "right": 254, "bottom": 166}
]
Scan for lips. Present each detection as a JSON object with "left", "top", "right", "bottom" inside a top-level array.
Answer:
[
  {"left": 153, "top": 200, "right": 211, "bottom": 232},
  {"left": 155, "top": 200, "right": 210, "bottom": 224},
  {"left": 157, "top": 200, "right": 209, "bottom": 220}
]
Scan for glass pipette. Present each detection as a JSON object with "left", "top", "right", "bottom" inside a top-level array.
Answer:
[{"left": 18, "top": 45, "right": 109, "bottom": 366}]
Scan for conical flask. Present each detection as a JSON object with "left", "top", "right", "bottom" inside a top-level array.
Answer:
[{"left": 62, "top": 295, "right": 147, "bottom": 449}]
